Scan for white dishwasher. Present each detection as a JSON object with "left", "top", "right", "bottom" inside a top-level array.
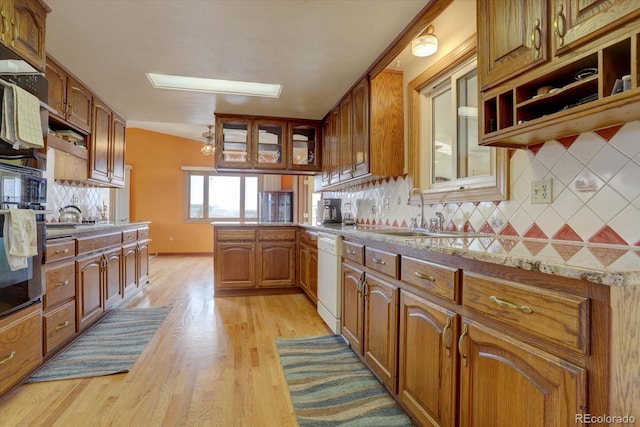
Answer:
[{"left": 317, "top": 232, "right": 343, "bottom": 333}]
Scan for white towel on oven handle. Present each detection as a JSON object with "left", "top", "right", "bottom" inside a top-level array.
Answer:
[{"left": 2, "top": 209, "right": 37, "bottom": 271}]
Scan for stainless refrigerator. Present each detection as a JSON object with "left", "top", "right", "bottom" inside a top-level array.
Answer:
[{"left": 259, "top": 191, "right": 293, "bottom": 222}]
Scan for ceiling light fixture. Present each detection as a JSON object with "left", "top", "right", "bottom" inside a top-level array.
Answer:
[
  {"left": 411, "top": 25, "right": 438, "bottom": 57},
  {"left": 146, "top": 73, "right": 282, "bottom": 98},
  {"left": 201, "top": 125, "right": 215, "bottom": 156}
]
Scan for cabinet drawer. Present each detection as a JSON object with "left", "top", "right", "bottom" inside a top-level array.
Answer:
[
  {"left": 365, "top": 247, "right": 399, "bottom": 279},
  {"left": 401, "top": 256, "right": 460, "bottom": 302},
  {"left": 44, "top": 262, "right": 76, "bottom": 309},
  {"left": 258, "top": 228, "right": 296, "bottom": 241},
  {"left": 342, "top": 241, "right": 364, "bottom": 265},
  {"left": 45, "top": 239, "right": 76, "bottom": 262},
  {"left": 122, "top": 230, "right": 137, "bottom": 244},
  {"left": 137, "top": 227, "right": 149, "bottom": 240},
  {"left": 43, "top": 301, "right": 76, "bottom": 355},
  {"left": 77, "top": 232, "right": 122, "bottom": 255},
  {"left": 0, "top": 303, "right": 42, "bottom": 395},
  {"left": 217, "top": 228, "right": 256, "bottom": 241},
  {"left": 463, "top": 272, "right": 589, "bottom": 354}
]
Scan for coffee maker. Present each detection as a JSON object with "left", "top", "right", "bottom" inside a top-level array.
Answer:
[{"left": 321, "top": 198, "right": 342, "bottom": 224}]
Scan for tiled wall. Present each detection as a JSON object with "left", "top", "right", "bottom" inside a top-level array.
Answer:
[
  {"left": 327, "top": 121, "right": 640, "bottom": 246},
  {"left": 45, "top": 149, "right": 111, "bottom": 222}
]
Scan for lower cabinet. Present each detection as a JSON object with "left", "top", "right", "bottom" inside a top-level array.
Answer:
[
  {"left": 213, "top": 226, "right": 298, "bottom": 295},
  {"left": 297, "top": 229, "right": 318, "bottom": 303},
  {"left": 76, "top": 252, "right": 106, "bottom": 331},
  {"left": 458, "top": 318, "right": 587, "bottom": 427},
  {"left": 0, "top": 303, "right": 42, "bottom": 396},
  {"left": 398, "top": 290, "right": 458, "bottom": 427},
  {"left": 340, "top": 237, "right": 595, "bottom": 427}
]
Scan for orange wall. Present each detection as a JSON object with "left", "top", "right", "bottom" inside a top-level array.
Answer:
[
  {"left": 281, "top": 175, "right": 293, "bottom": 190},
  {"left": 126, "top": 128, "right": 215, "bottom": 254}
]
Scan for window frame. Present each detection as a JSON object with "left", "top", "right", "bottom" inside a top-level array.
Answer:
[
  {"left": 183, "top": 168, "right": 259, "bottom": 223},
  {"left": 407, "top": 36, "right": 508, "bottom": 204}
]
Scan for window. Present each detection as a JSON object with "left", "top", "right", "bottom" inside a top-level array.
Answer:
[
  {"left": 185, "top": 170, "right": 258, "bottom": 222},
  {"left": 407, "top": 40, "right": 507, "bottom": 203}
]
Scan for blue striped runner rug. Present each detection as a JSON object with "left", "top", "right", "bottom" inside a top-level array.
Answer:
[
  {"left": 27, "top": 307, "right": 171, "bottom": 383},
  {"left": 275, "top": 334, "right": 414, "bottom": 426}
]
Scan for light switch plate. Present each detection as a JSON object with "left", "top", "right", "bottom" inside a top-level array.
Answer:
[{"left": 531, "top": 179, "right": 552, "bottom": 204}]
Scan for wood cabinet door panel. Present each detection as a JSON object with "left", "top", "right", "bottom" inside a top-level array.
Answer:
[
  {"left": 122, "top": 244, "right": 137, "bottom": 296},
  {"left": 339, "top": 95, "right": 353, "bottom": 181},
  {"left": 66, "top": 76, "right": 92, "bottom": 132},
  {"left": 76, "top": 255, "right": 103, "bottom": 330},
  {"left": 308, "top": 248, "right": 318, "bottom": 302},
  {"left": 298, "top": 244, "right": 309, "bottom": 293},
  {"left": 89, "top": 101, "right": 111, "bottom": 183},
  {"left": 137, "top": 242, "right": 149, "bottom": 285},
  {"left": 110, "top": 113, "right": 126, "bottom": 187},
  {"left": 351, "top": 78, "right": 369, "bottom": 178},
  {"left": 103, "top": 250, "right": 122, "bottom": 309},
  {"left": 321, "top": 120, "right": 331, "bottom": 185},
  {"left": 478, "top": 0, "right": 548, "bottom": 89},
  {"left": 257, "top": 243, "right": 295, "bottom": 287},
  {"left": 328, "top": 109, "right": 340, "bottom": 184},
  {"left": 341, "top": 262, "right": 364, "bottom": 354},
  {"left": 12, "top": 0, "right": 46, "bottom": 70},
  {"left": 554, "top": 0, "right": 640, "bottom": 55},
  {"left": 399, "top": 291, "right": 458, "bottom": 427},
  {"left": 458, "top": 319, "right": 587, "bottom": 427},
  {"left": 45, "top": 58, "right": 66, "bottom": 119},
  {"left": 363, "top": 274, "right": 398, "bottom": 392},
  {"left": 214, "top": 243, "right": 255, "bottom": 289}
]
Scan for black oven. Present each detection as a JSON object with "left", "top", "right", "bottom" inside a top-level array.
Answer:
[{"left": 0, "top": 163, "right": 46, "bottom": 318}]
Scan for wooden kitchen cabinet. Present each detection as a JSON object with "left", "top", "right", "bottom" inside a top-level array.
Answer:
[
  {"left": 341, "top": 261, "right": 364, "bottom": 354},
  {"left": 0, "top": 0, "right": 49, "bottom": 71},
  {"left": 43, "top": 238, "right": 76, "bottom": 356},
  {"left": 478, "top": 0, "right": 640, "bottom": 148},
  {"left": 213, "top": 226, "right": 298, "bottom": 295},
  {"left": 398, "top": 290, "right": 458, "bottom": 427},
  {"left": 363, "top": 273, "right": 399, "bottom": 393},
  {"left": 46, "top": 55, "right": 93, "bottom": 133},
  {"left": 320, "top": 70, "right": 402, "bottom": 189},
  {"left": 297, "top": 229, "right": 318, "bottom": 303},
  {"left": 0, "top": 303, "right": 42, "bottom": 396},
  {"left": 76, "top": 252, "right": 105, "bottom": 331},
  {"left": 289, "top": 121, "right": 320, "bottom": 171},
  {"left": 89, "top": 99, "right": 126, "bottom": 187},
  {"left": 458, "top": 318, "right": 586, "bottom": 427}
]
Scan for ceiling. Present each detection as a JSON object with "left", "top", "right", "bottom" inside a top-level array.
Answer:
[{"left": 44, "top": 0, "right": 430, "bottom": 142}]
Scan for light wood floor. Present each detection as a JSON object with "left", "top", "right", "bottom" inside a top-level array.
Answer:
[{"left": 0, "top": 256, "right": 332, "bottom": 427}]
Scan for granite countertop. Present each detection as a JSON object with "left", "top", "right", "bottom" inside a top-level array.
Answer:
[
  {"left": 212, "top": 221, "right": 640, "bottom": 286},
  {"left": 46, "top": 221, "right": 151, "bottom": 238}
]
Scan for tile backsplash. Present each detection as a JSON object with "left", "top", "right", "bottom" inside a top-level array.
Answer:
[
  {"left": 325, "top": 120, "right": 640, "bottom": 246},
  {"left": 44, "top": 148, "right": 111, "bottom": 222}
]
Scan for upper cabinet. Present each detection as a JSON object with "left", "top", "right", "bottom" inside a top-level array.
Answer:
[
  {"left": 319, "top": 70, "right": 403, "bottom": 189},
  {"left": 88, "top": 100, "right": 126, "bottom": 187},
  {"left": 0, "top": 0, "right": 49, "bottom": 71},
  {"left": 478, "top": 0, "right": 548, "bottom": 90},
  {"left": 46, "top": 55, "right": 93, "bottom": 133},
  {"left": 214, "top": 114, "right": 321, "bottom": 174},
  {"left": 478, "top": 0, "right": 640, "bottom": 148}
]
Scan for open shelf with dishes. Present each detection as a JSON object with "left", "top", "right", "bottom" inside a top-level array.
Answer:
[{"left": 480, "top": 33, "right": 640, "bottom": 147}]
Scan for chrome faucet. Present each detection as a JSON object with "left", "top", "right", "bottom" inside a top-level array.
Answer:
[
  {"left": 409, "top": 188, "right": 427, "bottom": 228},
  {"left": 429, "top": 212, "right": 445, "bottom": 232}
]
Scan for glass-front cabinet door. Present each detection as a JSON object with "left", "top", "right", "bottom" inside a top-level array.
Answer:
[
  {"left": 289, "top": 121, "right": 320, "bottom": 171},
  {"left": 216, "top": 116, "right": 251, "bottom": 169},
  {"left": 254, "top": 119, "right": 286, "bottom": 170}
]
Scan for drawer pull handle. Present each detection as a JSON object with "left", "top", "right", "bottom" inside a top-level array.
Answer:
[
  {"left": 458, "top": 324, "right": 468, "bottom": 367},
  {"left": 554, "top": 4, "right": 566, "bottom": 46},
  {"left": 414, "top": 271, "right": 436, "bottom": 282},
  {"left": 346, "top": 249, "right": 356, "bottom": 255},
  {"left": 531, "top": 18, "right": 542, "bottom": 59},
  {"left": 0, "top": 351, "right": 16, "bottom": 365},
  {"left": 490, "top": 296, "right": 533, "bottom": 314},
  {"left": 55, "top": 321, "right": 70, "bottom": 331},
  {"left": 372, "top": 258, "right": 385, "bottom": 265},
  {"left": 55, "top": 248, "right": 70, "bottom": 254},
  {"left": 442, "top": 317, "right": 452, "bottom": 357},
  {"left": 55, "top": 280, "right": 69, "bottom": 287}
]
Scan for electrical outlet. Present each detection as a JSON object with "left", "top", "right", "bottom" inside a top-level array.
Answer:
[
  {"left": 72, "top": 194, "right": 79, "bottom": 204},
  {"left": 531, "top": 179, "right": 552, "bottom": 204}
]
